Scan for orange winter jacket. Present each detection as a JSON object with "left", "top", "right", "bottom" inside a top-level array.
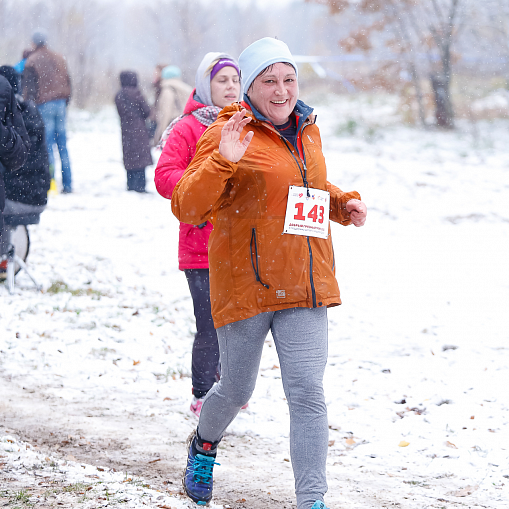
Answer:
[{"left": 171, "top": 101, "right": 361, "bottom": 328}]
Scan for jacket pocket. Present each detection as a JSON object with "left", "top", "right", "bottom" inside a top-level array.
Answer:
[{"left": 250, "top": 228, "right": 269, "bottom": 289}]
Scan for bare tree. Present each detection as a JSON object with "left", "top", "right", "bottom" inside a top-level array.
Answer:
[{"left": 307, "top": 0, "right": 466, "bottom": 128}]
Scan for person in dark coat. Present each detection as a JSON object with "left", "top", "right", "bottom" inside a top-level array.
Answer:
[
  {"left": 0, "top": 74, "right": 30, "bottom": 259},
  {"left": 0, "top": 66, "right": 50, "bottom": 217},
  {"left": 115, "top": 71, "right": 153, "bottom": 192}
]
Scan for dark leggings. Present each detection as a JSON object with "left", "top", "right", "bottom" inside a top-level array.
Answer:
[
  {"left": 184, "top": 268, "right": 220, "bottom": 398},
  {"left": 126, "top": 169, "right": 146, "bottom": 192}
]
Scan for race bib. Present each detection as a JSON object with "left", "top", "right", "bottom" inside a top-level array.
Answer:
[{"left": 283, "top": 186, "right": 330, "bottom": 239}]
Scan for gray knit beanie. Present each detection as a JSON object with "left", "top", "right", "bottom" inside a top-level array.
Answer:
[
  {"left": 239, "top": 38, "right": 298, "bottom": 95},
  {"left": 32, "top": 30, "right": 48, "bottom": 47}
]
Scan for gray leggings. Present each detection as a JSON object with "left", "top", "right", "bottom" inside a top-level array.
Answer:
[{"left": 198, "top": 306, "right": 329, "bottom": 509}]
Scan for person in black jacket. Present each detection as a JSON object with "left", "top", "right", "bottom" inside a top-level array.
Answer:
[
  {"left": 115, "top": 71, "right": 153, "bottom": 192},
  {"left": 0, "top": 74, "right": 30, "bottom": 258},
  {"left": 0, "top": 66, "right": 50, "bottom": 217}
]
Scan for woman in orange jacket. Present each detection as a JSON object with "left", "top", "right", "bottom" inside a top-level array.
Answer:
[{"left": 172, "top": 38, "right": 367, "bottom": 509}]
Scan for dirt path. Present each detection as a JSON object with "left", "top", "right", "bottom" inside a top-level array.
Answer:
[
  {"left": 1, "top": 374, "right": 300, "bottom": 509},
  {"left": 1, "top": 374, "right": 482, "bottom": 509}
]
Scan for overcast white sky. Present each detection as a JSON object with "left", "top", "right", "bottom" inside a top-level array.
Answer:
[{"left": 150, "top": 0, "right": 300, "bottom": 7}]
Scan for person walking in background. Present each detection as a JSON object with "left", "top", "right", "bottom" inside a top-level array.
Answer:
[
  {"left": 147, "top": 63, "right": 167, "bottom": 142},
  {"left": 24, "top": 30, "right": 72, "bottom": 194},
  {"left": 154, "top": 53, "right": 241, "bottom": 417},
  {"left": 14, "top": 50, "right": 33, "bottom": 95},
  {"left": 115, "top": 71, "right": 153, "bottom": 193},
  {"left": 152, "top": 64, "right": 167, "bottom": 107},
  {"left": 0, "top": 66, "right": 50, "bottom": 218},
  {"left": 171, "top": 38, "right": 367, "bottom": 509},
  {"left": 152, "top": 65, "right": 192, "bottom": 146},
  {"left": 0, "top": 75, "right": 30, "bottom": 261}
]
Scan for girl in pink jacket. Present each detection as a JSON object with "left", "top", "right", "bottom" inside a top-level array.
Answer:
[{"left": 154, "top": 52, "right": 241, "bottom": 416}]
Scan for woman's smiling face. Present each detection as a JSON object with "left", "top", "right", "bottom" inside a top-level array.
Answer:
[{"left": 248, "top": 62, "right": 298, "bottom": 125}]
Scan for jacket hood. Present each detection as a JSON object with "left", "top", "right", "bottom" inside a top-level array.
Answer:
[
  {"left": 183, "top": 89, "right": 210, "bottom": 115},
  {"left": 0, "top": 66, "right": 20, "bottom": 94},
  {"left": 120, "top": 71, "right": 137, "bottom": 87},
  {"left": 195, "top": 52, "right": 239, "bottom": 107}
]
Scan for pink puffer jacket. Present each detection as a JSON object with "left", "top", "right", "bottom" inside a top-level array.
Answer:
[{"left": 155, "top": 91, "right": 213, "bottom": 270}]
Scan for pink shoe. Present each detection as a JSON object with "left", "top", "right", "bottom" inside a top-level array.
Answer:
[
  {"left": 190, "top": 396, "right": 248, "bottom": 417},
  {"left": 190, "top": 396, "right": 204, "bottom": 417}
]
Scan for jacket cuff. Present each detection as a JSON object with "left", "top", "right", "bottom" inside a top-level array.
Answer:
[
  {"left": 339, "top": 191, "right": 361, "bottom": 210},
  {"left": 210, "top": 149, "right": 239, "bottom": 175}
]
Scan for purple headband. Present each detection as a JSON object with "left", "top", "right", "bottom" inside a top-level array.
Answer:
[{"left": 210, "top": 59, "right": 240, "bottom": 80}]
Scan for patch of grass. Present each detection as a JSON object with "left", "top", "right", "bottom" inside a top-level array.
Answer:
[
  {"left": 63, "top": 482, "right": 89, "bottom": 493},
  {"left": 43, "top": 487, "right": 60, "bottom": 497},
  {"left": 90, "top": 347, "right": 117, "bottom": 359},
  {"left": 14, "top": 489, "right": 31, "bottom": 505},
  {"left": 46, "top": 280, "right": 106, "bottom": 299},
  {"left": 153, "top": 366, "right": 190, "bottom": 382},
  {"left": 336, "top": 119, "right": 358, "bottom": 136},
  {"left": 403, "top": 480, "right": 429, "bottom": 487},
  {"left": 126, "top": 478, "right": 149, "bottom": 488}
]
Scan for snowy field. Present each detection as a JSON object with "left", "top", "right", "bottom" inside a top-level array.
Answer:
[{"left": 1, "top": 95, "right": 508, "bottom": 508}]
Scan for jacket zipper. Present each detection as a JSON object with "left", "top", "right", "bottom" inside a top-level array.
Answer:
[
  {"left": 250, "top": 228, "right": 269, "bottom": 289},
  {"left": 279, "top": 123, "right": 317, "bottom": 307}
]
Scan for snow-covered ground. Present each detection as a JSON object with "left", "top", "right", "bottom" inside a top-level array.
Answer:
[{"left": 1, "top": 95, "right": 508, "bottom": 509}]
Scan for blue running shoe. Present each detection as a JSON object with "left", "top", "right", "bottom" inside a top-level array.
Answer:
[
  {"left": 183, "top": 432, "right": 220, "bottom": 505},
  {"left": 311, "top": 501, "right": 330, "bottom": 509}
]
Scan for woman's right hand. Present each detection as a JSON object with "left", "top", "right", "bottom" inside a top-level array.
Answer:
[{"left": 219, "top": 110, "right": 254, "bottom": 163}]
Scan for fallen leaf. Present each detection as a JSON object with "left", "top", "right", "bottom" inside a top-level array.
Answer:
[
  {"left": 148, "top": 458, "right": 161, "bottom": 464},
  {"left": 163, "top": 397, "right": 172, "bottom": 401},
  {"left": 470, "top": 415, "right": 475, "bottom": 419},
  {"left": 97, "top": 467, "right": 105, "bottom": 471},
  {"left": 345, "top": 438, "right": 356, "bottom": 445},
  {"left": 133, "top": 360, "right": 140, "bottom": 366},
  {"left": 236, "top": 499, "right": 246, "bottom": 503},
  {"left": 283, "top": 458, "right": 290, "bottom": 462},
  {"left": 328, "top": 440, "right": 335, "bottom": 447},
  {"left": 398, "top": 441, "right": 410, "bottom": 447},
  {"left": 445, "top": 441, "right": 458, "bottom": 449}
]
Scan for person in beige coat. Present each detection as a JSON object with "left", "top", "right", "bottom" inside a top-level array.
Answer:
[{"left": 153, "top": 65, "right": 192, "bottom": 145}]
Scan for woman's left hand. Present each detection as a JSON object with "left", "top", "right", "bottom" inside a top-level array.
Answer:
[{"left": 346, "top": 199, "right": 367, "bottom": 227}]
